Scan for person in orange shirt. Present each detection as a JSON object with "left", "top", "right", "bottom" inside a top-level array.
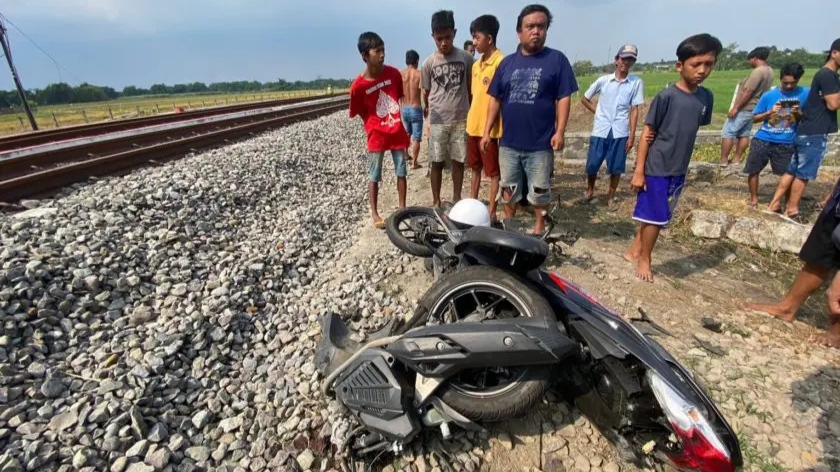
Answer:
[{"left": 466, "top": 15, "right": 503, "bottom": 220}]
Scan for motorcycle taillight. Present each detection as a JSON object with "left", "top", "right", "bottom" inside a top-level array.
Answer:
[{"left": 646, "top": 371, "right": 735, "bottom": 472}]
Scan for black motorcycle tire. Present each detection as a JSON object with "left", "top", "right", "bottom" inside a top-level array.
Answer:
[
  {"left": 414, "top": 266, "right": 554, "bottom": 422},
  {"left": 385, "top": 207, "right": 437, "bottom": 258}
]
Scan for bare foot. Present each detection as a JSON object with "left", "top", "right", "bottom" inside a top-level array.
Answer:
[
  {"left": 816, "top": 333, "right": 840, "bottom": 348},
  {"left": 623, "top": 250, "right": 638, "bottom": 263},
  {"left": 636, "top": 258, "right": 654, "bottom": 282},
  {"left": 739, "top": 301, "right": 796, "bottom": 322},
  {"left": 607, "top": 196, "right": 615, "bottom": 207},
  {"left": 585, "top": 188, "right": 594, "bottom": 200}
]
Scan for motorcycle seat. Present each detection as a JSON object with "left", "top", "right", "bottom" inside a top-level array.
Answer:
[{"left": 454, "top": 226, "right": 548, "bottom": 271}]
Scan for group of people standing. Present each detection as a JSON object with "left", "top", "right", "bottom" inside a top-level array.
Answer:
[
  {"left": 350, "top": 4, "right": 576, "bottom": 234},
  {"left": 348, "top": 4, "right": 840, "bottom": 346}
]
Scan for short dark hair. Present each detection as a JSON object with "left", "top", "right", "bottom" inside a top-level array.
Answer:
[
  {"left": 470, "top": 14, "right": 500, "bottom": 43},
  {"left": 747, "top": 47, "right": 770, "bottom": 61},
  {"left": 431, "top": 10, "right": 455, "bottom": 34},
  {"left": 516, "top": 4, "right": 552, "bottom": 32},
  {"left": 464, "top": 40, "right": 473, "bottom": 49},
  {"left": 780, "top": 62, "right": 805, "bottom": 80},
  {"left": 675, "top": 33, "right": 723, "bottom": 62},
  {"left": 357, "top": 32, "right": 384, "bottom": 62},
  {"left": 406, "top": 50, "right": 419, "bottom": 67}
]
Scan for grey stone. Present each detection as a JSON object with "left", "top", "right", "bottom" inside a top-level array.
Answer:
[
  {"left": 296, "top": 450, "right": 315, "bottom": 470},
  {"left": 147, "top": 423, "right": 168, "bottom": 443},
  {"left": 691, "top": 210, "right": 731, "bottom": 239},
  {"left": 185, "top": 446, "right": 210, "bottom": 463},
  {"left": 726, "top": 217, "right": 810, "bottom": 254}
]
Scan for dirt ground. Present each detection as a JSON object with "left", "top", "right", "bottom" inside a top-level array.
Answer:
[{"left": 334, "top": 135, "right": 840, "bottom": 472}]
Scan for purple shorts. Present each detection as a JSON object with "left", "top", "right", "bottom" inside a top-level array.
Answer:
[{"left": 632, "top": 174, "right": 686, "bottom": 227}]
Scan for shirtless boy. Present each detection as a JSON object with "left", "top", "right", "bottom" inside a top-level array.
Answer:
[{"left": 401, "top": 50, "right": 423, "bottom": 170}]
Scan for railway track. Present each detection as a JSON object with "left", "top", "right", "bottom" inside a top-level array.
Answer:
[
  {"left": 0, "top": 92, "right": 346, "bottom": 154},
  {"left": 0, "top": 95, "right": 349, "bottom": 203}
]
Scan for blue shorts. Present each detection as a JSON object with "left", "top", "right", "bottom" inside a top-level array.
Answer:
[
  {"left": 499, "top": 146, "right": 554, "bottom": 206},
  {"left": 632, "top": 174, "right": 686, "bottom": 227},
  {"left": 721, "top": 110, "right": 754, "bottom": 139},
  {"left": 786, "top": 134, "right": 828, "bottom": 181},
  {"left": 586, "top": 131, "right": 628, "bottom": 175},
  {"left": 368, "top": 149, "right": 407, "bottom": 183},
  {"left": 402, "top": 106, "right": 424, "bottom": 142}
]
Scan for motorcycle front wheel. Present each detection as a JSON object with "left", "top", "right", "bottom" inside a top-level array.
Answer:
[
  {"left": 385, "top": 206, "right": 439, "bottom": 257},
  {"left": 413, "top": 266, "right": 555, "bottom": 422}
]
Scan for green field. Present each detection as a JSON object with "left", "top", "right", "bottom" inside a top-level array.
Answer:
[
  {"left": 575, "top": 68, "right": 816, "bottom": 114},
  {"left": 0, "top": 88, "right": 348, "bottom": 137},
  {"left": 567, "top": 69, "right": 816, "bottom": 131},
  {"left": 0, "top": 69, "right": 816, "bottom": 138}
]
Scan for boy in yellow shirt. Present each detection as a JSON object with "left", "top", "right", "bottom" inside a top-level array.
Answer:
[{"left": 466, "top": 15, "right": 503, "bottom": 220}]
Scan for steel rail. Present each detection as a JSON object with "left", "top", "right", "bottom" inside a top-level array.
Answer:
[
  {"left": 0, "top": 98, "right": 347, "bottom": 179},
  {"left": 0, "top": 92, "right": 347, "bottom": 153},
  {"left": 0, "top": 98, "right": 349, "bottom": 202}
]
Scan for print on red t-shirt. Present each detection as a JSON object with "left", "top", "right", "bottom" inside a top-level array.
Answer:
[{"left": 349, "top": 65, "right": 410, "bottom": 152}]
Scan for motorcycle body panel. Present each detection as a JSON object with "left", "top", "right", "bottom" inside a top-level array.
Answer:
[
  {"left": 533, "top": 270, "right": 743, "bottom": 469},
  {"left": 386, "top": 318, "right": 578, "bottom": 379}
]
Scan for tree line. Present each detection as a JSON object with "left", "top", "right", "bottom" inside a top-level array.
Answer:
[
  {"left": 0, "top": 78, "right": 352, "bottom": 108},
  {"left": 572, "top": 43, "right": 831, "bottom": 77}
]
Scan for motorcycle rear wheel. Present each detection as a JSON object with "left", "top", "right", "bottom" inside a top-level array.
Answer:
[
  {"left": 385, "top": 206, "right": 438, "bottom": 258},
  {"left": 414, "top": 266, "right": 555, "bottom": 422}
]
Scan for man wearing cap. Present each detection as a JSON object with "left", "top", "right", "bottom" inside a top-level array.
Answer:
[
  {"left": 581, "top": 44, "right": 645, "bottom": 205},
  {"left": 720, "top": 47, "right": 774, "bottom": 166}
]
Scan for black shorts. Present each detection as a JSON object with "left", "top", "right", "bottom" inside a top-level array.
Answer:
[
  {"left": 743, "top": 139, "right": 794, "bottom": 176},
  {"left": 800, "top": 205, "right": 840, "bottom": 269}
]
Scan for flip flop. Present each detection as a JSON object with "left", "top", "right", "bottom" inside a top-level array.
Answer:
[
  {"left": 373, "top": 220, "right": 385, "bottom": 229},
  {"left": 761, "top": 208, "right": 783, "bottom": 216}
]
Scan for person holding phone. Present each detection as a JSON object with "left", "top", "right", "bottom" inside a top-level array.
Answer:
[
  {"left": 743, "top": 62, "right": 809, "bottom": 208},
  {"left": 765, "top": 38, "right": 840, "bottom": 223}
]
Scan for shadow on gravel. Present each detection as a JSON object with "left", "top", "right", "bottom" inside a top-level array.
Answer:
[{"left": 791, "top": 365, "right": 840, "bottom": 472}]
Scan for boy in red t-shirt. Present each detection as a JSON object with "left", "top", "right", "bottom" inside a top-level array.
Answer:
[{"left": 349, "top": 32, "right": 410, "bottom": 229}]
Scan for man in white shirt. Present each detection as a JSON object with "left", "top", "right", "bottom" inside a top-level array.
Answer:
[{"left": 581, "top": 44, "right": 645, "bottom": 206}]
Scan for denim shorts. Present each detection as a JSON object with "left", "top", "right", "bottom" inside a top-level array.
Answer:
[
  {"left": 721, "top": 110, "right": 754, "bottom": 139},
  {"left": 786, "top": 134, "right": 828, "bottom": 181},
  {"left": 368, "top": 149, "right": 407, "bottom": 183},
  {"left": 402, "top": 106, "right": 424, "bottom": 142},
  {"left": 499, "top": 146, "right": 554, "bottom": 206}
]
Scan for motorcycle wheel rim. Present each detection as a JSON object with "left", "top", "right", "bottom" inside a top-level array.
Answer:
[
  {"left": 395, "top": 211, "right": 439, "bottom": 244},
  {"left": 428, "top": 281, "right": 533, "bottom": 398}
]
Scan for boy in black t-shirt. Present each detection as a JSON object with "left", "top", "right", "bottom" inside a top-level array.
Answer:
[{"left": 623, "top": 34, "right": 722, "bottom": 282}]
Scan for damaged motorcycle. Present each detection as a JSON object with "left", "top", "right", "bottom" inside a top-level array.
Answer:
[{"left": 315, "top": 205, "right": 742, "bottom": 472}]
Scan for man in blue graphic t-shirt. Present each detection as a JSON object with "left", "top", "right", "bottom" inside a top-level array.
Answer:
[
  {"left": 743, "top": 62, "right": 810, "bottom": 207},
  {"left": 480, "top": 4, "right": 578, "bottom": 234}
]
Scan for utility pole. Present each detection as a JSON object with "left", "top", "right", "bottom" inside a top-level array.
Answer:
[{"left": 0, "top": 17, "right": 38, "bottom": 130}]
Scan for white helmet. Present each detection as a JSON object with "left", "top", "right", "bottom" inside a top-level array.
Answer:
[{"left": 448, "top": 198, "right": 491, "bottom": 228}]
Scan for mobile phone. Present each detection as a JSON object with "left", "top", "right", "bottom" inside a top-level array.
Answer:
[{"left": 778, "top": 98, "right": 799, "bottom": 108}]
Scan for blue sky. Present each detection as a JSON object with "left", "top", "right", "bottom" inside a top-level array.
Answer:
[{"left": 1, "top": 0, "right": 838, "bottom": 90}]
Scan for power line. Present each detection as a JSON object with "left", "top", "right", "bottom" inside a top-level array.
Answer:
[{"left": 0, "top": 12, "right": 83, "bottom": 84}]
